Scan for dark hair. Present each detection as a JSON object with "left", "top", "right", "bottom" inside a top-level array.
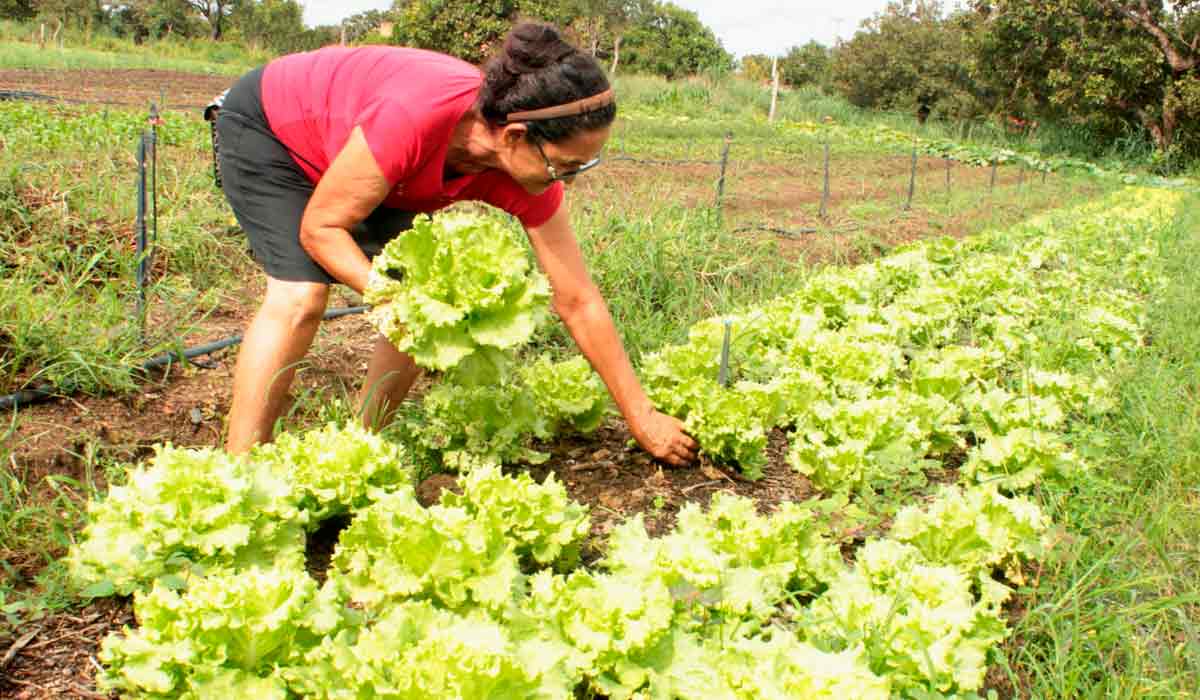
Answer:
[{"left": 477, "top": 22, "right": 615, "bottom": 144}]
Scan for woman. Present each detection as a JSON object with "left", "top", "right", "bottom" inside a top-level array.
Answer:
[{"left": 215, "top": 22, "right": 698, "bottom": 466}]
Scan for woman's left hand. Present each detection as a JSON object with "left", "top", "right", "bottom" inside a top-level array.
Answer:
[{"left": 627, "top": 406, "right": 698, "bottom": 467}]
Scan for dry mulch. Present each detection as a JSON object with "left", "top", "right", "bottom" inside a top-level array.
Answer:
[{"left": 0, "top": 599, "right": 131, "bottom": 699}]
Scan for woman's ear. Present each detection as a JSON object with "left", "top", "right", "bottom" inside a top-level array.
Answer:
[{"left": 498, "top": 122, "right": 529, "bottom": 150}]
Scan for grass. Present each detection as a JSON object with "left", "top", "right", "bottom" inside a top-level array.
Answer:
[
  {"left": 0, "top": 411, "right": 112, "bottom": 641},
  {"left": 0, "top": 20, "right": 267, "bottom": 74},
  {"left": 538, "top": 204, "right": 802, "bottom": 360},
  {"left": 0, "top": 101, "right": 250, "bottom": 396}
]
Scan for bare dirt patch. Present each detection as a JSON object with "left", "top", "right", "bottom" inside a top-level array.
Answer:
[
  {"left": 0, "top": 597, "right": 131, "bottom": 699},
  {"left": 0, "top": 68, "right": 234, "bottom": 110}
]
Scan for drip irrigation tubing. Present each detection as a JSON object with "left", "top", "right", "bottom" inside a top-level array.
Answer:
[
  {"left": 609, "top": 155, "right": 723, "bottom": 166},
  {"left": 731, "top": 223, "right": 820, "bottom": 238},
  {"left": 0, "top": 305, "right": 369, "bottom": 412},
  {"left": 0, "top": 88, "right": 206, "bottom": 110}
]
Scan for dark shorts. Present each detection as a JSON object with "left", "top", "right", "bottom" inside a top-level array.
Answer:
[{"left": 215, "top": 67, "right": 413, "bottom": 284}]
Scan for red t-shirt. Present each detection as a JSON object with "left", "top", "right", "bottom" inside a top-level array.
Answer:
[{"left": 260, "top": 46, "right": 563, "bottom": 229}]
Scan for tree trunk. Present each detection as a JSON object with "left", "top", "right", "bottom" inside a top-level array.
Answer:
[
  {"left": 1109, "top": 0, "right": 1198, "bottom": 73},
  {"left": 210, "top": 1, "right": 223, "bottom": 41},
  {"left": 1135, "top": 103, "right": 1174, "bottom": 153},
  {"left": 610, "top": 35, "right": 621, "bottom": 74}
]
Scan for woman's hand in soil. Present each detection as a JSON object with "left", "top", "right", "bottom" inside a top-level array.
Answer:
[{"left": 629, "top": 407, "right": 698, "bottom": 467}]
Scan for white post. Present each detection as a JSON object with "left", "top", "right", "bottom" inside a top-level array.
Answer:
[{"left": 768, "top": 56, "right": 780, "bottom": 123}]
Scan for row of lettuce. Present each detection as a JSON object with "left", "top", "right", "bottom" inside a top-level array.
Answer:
[{"left": 67, "top": 187, "right": 1180, "bottom": 698}]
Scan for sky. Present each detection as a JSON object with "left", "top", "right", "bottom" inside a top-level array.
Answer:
[{"left": 299, "top": 0, "right": 903, "bottom": 58}]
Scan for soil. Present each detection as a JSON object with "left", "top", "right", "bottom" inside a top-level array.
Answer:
[
  {"left": 527, "top": 421, "right": 812, "bottom": 548},
  {"left": 0, "top": 68, "right": 234, "bottom": 110},
  {"left": 0, "top": 598, "right": 131, "bottom": 700}
]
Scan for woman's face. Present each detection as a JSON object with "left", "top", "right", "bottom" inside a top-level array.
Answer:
[{"left": 500, "top": 125, "right": 611, "bottom": 195}]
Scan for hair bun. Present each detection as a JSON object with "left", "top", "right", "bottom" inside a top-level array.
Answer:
[{"left": 503, "top": 22, "right": 575, "bottom": 74}]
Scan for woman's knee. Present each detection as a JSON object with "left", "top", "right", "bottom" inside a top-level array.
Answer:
[{"left": 258, "top": 279, "right": 329, "bottom": 328}]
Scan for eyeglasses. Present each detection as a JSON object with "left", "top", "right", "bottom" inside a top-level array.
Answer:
[{"left": 534, "top": 140, "right": 603, "bottom": 181}]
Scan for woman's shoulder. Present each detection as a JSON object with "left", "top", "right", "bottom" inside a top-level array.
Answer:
[{"left": 271, "top": 45, "right": 481, "bottom": 82}]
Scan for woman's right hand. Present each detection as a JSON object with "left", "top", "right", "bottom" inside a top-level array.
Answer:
[{"left": 627, "top": 405, "right": 698, "bottom": 467}]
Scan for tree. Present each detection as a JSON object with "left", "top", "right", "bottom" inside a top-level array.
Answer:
[
  {"left": 392, "top": 0, "right": 520, "bottom": 64},
  {"left": 970, "top": 0, "right": 1200, "bottom": 162},
  {"left": 831, "top": 0, "right": 980, "bottom": 118},
  {"left": 779, "top": 41, "right": 831, "bottom": 90},
  {"left": 116, "top": 0, "right": 205, "bottom": 39},
  {"left": 740, "top": 53, "right": 772, "bottom": 83},
  {"left": 183, "top": 0, "right": 235, "bottom": 39},
  {"left": 230, "top": 0, "right": 306, "bottom": 52},
  {"left": 619, "top": 1, "right": 732, "bottom": 78},
  {"left": 341, "top": 8, "right": 390, "bottom": 43},
  {"left": 0, "top": 0, "right": 35, "bottom": 21}
]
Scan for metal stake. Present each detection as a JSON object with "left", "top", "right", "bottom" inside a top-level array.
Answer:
[
  {"left": 904, "top": 145, "right": 917, "bottom": 211},
  {"left": 819, "top": 140, "right": 831, "bottom": 219},
  {"left": 135, "top": 133, "right": 149, "bottom": 336},
  {"left": 718, "top": 320, "right": 732, "bottom": 387},
  {"left": 715, "top": 131, "right": 733, "bottom": 216}
]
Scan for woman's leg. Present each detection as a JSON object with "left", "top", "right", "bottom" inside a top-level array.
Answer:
[
  {"left": 359, "top": 333, "right": 422, "bottom": 431},
  {"left": 226, "top": 278, "right": 330, "bottom": 453}
]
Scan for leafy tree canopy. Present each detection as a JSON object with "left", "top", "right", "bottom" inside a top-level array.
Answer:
[
  {"left": 831, "top": 0, "right": 981, "bottom": 118},
  {"left": 618, "top": 1, "right": 732, "bottom": 79},
  {"left": 969, "top": 0, "right": 1200, "bottom": 163}
]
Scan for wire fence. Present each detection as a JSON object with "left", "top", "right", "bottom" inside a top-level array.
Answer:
[{"left": 602, "top": 123, "right": 1060, "bottom": 242}]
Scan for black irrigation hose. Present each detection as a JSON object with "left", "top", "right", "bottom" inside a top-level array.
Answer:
[
  {"left": 732, "top": 223, "right": 819, "bottom": 238},
  {"left": 609, "top": 155, "right": 723, "bottom": 166},
  {"left": 0, "top": 90, "right": 55, "bottom": 102},
  {"left": 0, "top": 88, "right": 206, "bottom": 110},
  {"left": 0, "top": 305, "right": 369, "bottom": 411}
]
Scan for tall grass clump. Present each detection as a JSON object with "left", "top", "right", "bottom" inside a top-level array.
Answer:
[{"left": 528, "top": 204, "right": 803, "bottom": 361}]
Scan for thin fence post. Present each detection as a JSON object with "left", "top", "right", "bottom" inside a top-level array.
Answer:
[
  {"left": 715, "top": 131, "right": 733, "bottom": 216},
  {"left": 945, "top": 158, "right": 951, "bottom": 196},
  {"left": 904, "top": 144, "right": 917, "bottom": 211},
  {"left": 135, "top": 133, "right": 149, "bottom": 337},
  {"left": 820, "top": 139, "right": 831, "bottom": 220},
  {"left": 1017, "top": 164, "right": 1025, "bottom": 193},
  {"left": 989, "top": 161, "right": 998, "bottom": 192},
  {"left": 149, "top": 103, "right": 159, "bottom": 269},
  {"left": 718, "top": 320, "right": 732, "bottom": 387},
  {"left": 1042, "top": 168, "right": 1048, "bottom": 185}
]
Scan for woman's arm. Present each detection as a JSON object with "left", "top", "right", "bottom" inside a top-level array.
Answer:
[
  {"left": 299, "top": 126, "right": 391, "bottom": 294},
  {"left": 526, "top": 204, "right": 698, "bottom": 467}
]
